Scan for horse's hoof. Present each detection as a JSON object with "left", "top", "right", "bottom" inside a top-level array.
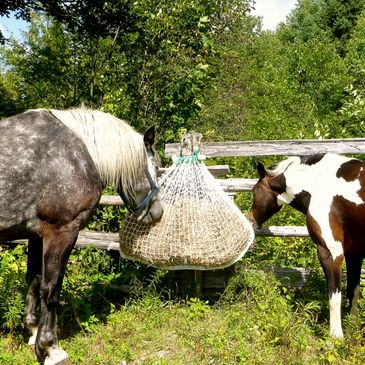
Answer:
[
  {"left": 27, "top": 327, "right": 38, "bottom": 346},
  {"left": 53, "top": 359, "right": 73, "bottom": 365},
  {"left": 45, "top": 357, "right": 72, "bottom": 365},
  {"left": 28, "top": 334, "right": 37, "bottom": 346},
  {"left": 44, "top": 348, "right": 72, "bottom": 365}
]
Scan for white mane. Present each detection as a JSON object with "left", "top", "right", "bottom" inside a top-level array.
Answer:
[
  {"left": 49, "top": 108, "right": 147, "bottom": 193},
  {"left": 268, "top": 156, "right": 301, "bottom": 177}
]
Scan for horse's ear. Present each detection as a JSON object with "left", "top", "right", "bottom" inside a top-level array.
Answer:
[
  {"left": 257, "top": 162, "right": 267, "bottom": 178},
  {"left": 144, "top": 126, "right": 155, "bottom": 148}
]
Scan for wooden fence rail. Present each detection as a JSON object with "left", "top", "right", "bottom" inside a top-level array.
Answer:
[{"left": 165, "top": 138, "right": 365, "bottom": 157}]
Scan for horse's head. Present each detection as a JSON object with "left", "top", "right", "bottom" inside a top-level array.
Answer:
[
  {"left": 118, "top": 127, "right": 163, "bottom": 224},
  {"left": 246, "top": 161, "right": 286, "bottom": 229}
]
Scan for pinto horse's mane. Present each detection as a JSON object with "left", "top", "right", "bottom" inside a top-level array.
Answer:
[
  {"left": 49, "top": 108, "right": 147, "bottom": 193},
  {"left": 268, "top": 156, "right": 302, "bottom": 177}
]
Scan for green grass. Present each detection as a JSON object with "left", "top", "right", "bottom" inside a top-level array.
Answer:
[
  {"left": 3, "top": 245, "right": 365, "bottom": 364},
  {"left": 2, "top": 266, "right": 365, "bottom": 365}
]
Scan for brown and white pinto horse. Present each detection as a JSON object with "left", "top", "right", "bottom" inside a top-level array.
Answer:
[{"left": 247, "top": 153, "right": 365, "bottom": 339}]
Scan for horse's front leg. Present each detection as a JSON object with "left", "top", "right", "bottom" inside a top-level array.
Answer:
[
  {"left": 35, "top": 223, "right": 78, "bottom": 365},
  {"left": 25, "top": 236, "right": 43, "bottom": 345},
  {"left": 317, "top": 244, "right": 344, "bottom": 339}
]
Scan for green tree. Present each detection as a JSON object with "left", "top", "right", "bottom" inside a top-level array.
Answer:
[
  {"left": 197, "top": 2, "right": 349, "bottom": 141},
  {"left": 339, "top": 10, "right": 365, "bottom": 137},
  {"left": 280, "top": 0, "right": 365, "bottom": 54},
  {"left": 345, "top": 9, "right": 365, "bottom": 91},
  {"left": 283, "top": 34, "right": 349, "bottom": 120},
  {"left": 322, "top": 0, "right": 365, "bottom": 51},
  {"left": 0, "top": 74, "right": 19, "bottom": 117},
  {"left": 1, "top": 10, "right": 145, "bottom": 113},
  {"left": 102, "top": 0, "right": 219, "bottom": 137},
  {"left": 0, "top": 2, "right": 221, "bottom": 137},
  {"left": 279, "top": 0, "right": 326, "bottom": 43},
  {"left": 2, "top": 14, "right": 75, "bottom": 109}
]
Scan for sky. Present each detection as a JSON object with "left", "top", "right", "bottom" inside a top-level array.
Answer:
[
  {"left": 0, "top": 13, "right": 28, "bottom": 40},
  {"left": 0, "top": 0, "right": 298, "bottom": 40},
  {"left": 251, "top": 0, "right": 298, "bottom": 30}
]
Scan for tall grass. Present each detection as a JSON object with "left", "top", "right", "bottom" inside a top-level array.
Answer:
[{"left": 2, "top": 245, "right": 365, "bottom": 364}]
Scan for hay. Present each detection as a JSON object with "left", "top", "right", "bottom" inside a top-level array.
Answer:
[{"left": 119, "top": 158, "right": 254, "bottom": 270}]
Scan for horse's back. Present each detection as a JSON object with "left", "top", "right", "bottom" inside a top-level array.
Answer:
[{"left": 0, "top": 110, "right": 102, "bottom": 240}]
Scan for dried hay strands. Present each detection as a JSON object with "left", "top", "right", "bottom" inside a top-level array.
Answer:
[{"left": 119, "top": 144, "right": 254, "bottom": 270}]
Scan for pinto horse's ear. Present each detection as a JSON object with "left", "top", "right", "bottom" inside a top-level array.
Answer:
[
  {"left": 256, "top": 162, "right": 267, "bottom": 178},
  {"left": 144, "top": 126, "right": 155, "bottom": 148}
]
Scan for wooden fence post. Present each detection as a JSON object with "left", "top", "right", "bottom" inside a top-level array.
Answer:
[{"left": 177, "top": 132, "right": 205, "bottom": 297}]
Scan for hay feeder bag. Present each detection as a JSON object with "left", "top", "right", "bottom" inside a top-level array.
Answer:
[{"left": 119, "top": 133, "right": 254, "bottom": 270}]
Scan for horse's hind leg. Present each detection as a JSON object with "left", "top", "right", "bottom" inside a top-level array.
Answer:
[
  {"left": 316, "top": 244, "right": 344, "bottom": 339},
  {"left": 345, "top": 255, "right": 363, "bottom": 317},
  {"left": 25, "top": 236, "right": 43, "bottom": 345},
  {"left": 35, "top": 223, "right": 78, "bottom": 365}
]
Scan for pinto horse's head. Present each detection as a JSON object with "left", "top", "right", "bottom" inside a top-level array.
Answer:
[{"left": 246, "top": 161, "right": 286, "bottom": 229}]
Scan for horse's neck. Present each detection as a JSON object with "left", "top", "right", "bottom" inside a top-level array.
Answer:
[
  {"left": 288, "top": 190, "right": 311, "bottom": 215},
  {"left": 283, "top": 166, "right": 317, "bottom": 214}
]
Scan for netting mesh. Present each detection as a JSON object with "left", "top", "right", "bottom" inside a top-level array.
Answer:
[{"left": 119, "top": 157, "right": 254, "bottom": 270}]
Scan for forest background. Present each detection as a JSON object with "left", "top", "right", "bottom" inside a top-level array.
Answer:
[
  {"left": 2, "top": 1, "right": 365, "bottom": 364},
  {"left": 2, "top": 0, "right": 365, "bottom": 143}
]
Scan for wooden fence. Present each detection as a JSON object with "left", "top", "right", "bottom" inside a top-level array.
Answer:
[
  {"left": 72, "top": 138, "right": 365, "bottom": 291},
  {"left": 79, "top": 137, "right": 365, "bottom": 249}
]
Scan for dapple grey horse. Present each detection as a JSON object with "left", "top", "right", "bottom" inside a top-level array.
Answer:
[{"left": 0, "top": 108, "right": 163, "bottom": 364}]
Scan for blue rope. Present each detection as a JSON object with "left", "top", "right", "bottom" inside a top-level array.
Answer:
[{"left": 176, "top": 150, "right": 201, "bottom": 164}]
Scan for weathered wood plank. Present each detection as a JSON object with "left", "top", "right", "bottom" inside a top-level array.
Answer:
[
  {"left": 159, "top": 164, "right": 230, "bottom": 177},
  {"left": 75, "top": 225, "right": 309, "bottom": 252},
  {"left": 255, "top": 226, "right": 309, "bottom": 237},
  {"left": 218, "top": 178, "right": 257, "bottom": 192},
  {"left": 8, "top": 227, "right": 308, "bottom": 251},
  {"left": 200, "top": 164, "right": 230, "bottom": 177},
  {"left": 76, "top": 231, "right": 120, "bottom": 250},
  {"left": 98, "top": 165, "right": 233, "bottom": 205},
  {"left": 263, "top": 267, "right": 311, "bottom": 287},
  {"left": 99, "top": 178, "right": 256, "bottom": 206},
  {"left": 99, "top": 195, "right": 124, "bottom": 205},
  {"left": 76, "top": 232, "right": 312, "bottom": 288},
  {"left": 165, "top": 138, "right": 365, "bottom": 158}
]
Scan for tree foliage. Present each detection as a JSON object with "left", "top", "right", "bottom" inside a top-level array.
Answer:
[
  {"left": 1, "top": 0, "right": 365, "bottom": 141},
  {"left": 1, "top": 1, "right": 251, "bottom": 140}
]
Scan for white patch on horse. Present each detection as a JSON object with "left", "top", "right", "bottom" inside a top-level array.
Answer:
[
  {"left": 278, "top": 154, "right": 363, "bottom": 259},
  {"left": 329, "top": 291, "right": 343, "bottom": 339},
  {"left": 277, "top": 191, "right": 294, "bottom": 205},
  {"left": 44, "top": 347, "right": 69, "bottom": 365}
]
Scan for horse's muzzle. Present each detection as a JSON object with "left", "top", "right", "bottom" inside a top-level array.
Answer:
[
  {"left": 136, "top": 197, "right": 163, "bottom": 224},
  {"left": 246, "top": 211, "right": 261, "bottom": 229}
]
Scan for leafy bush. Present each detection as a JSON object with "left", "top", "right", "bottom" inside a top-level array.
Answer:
[
  {"left": 59, "top": 246, "right": 164, "bottom": 335},
  {"left": 0, "top": 244, "right": 27, "bottom": 333}
]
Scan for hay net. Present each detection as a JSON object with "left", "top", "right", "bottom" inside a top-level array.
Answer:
[{"left": 119, "top": 147, "right": 254, "bottom": 270}]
